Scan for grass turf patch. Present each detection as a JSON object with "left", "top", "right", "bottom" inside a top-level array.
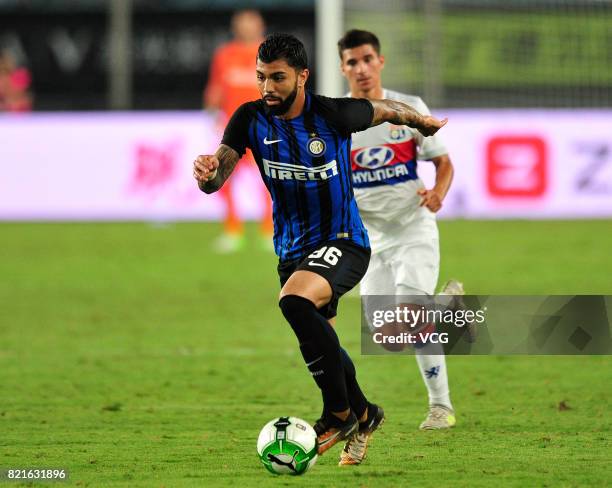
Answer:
[{"left": 1, "top": 221, "right": 610, "bottom": 487}]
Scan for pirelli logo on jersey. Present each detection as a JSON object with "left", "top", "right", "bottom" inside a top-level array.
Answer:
[{"left": 263, "top": 159, "right": 338, "bottom": 181}]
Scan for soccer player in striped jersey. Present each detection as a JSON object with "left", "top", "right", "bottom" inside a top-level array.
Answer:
[
  {"left": 193, "top": 34, "right": 447, "bottom": 457},
  {"left": 337, "top": 29, "right": 459, "bottom": 463}
]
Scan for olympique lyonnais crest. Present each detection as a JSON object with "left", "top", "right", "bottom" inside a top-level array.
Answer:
[
  {"left": 389, "top": 126, "right": 408, "bottom": 141},
  {"left": 306, "top": 137, "right": 326, "bottom": 157}
]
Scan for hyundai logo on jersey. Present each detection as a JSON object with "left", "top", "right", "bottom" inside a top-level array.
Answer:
[
  {"left": 351, "top": 140, "right": 418, "bottom": 188},
  {"left": 354, "top": 146, "right": 395, "bottom": 169}
]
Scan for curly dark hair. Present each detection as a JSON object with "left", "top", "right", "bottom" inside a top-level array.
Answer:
[{"left": 257, "top": 33, "right": 308, "bottom": 70}]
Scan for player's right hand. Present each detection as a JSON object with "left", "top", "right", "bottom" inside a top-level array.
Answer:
[
  {"left": 418, "top": 116, "right": 448, "bottom": 137},
  {"left": 193, "top": 155, "right": 219, "bottom": 182}
]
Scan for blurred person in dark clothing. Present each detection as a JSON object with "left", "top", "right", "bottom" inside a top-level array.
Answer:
[{"left": 204, "top": 10, "right": 273, "bottom": 253}]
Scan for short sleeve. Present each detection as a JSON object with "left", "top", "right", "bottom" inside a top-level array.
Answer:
[
  {"left": 220, "top": 102, "right": 253, "bottom": 157},
  {"left": 313, "top": 95, "right": 374, "bottom": 137},
  {"left": 411, "top": 97, "right": 448, "bottom": 161}
]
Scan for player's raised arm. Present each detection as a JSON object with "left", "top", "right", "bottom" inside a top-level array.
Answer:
[
  {"left": 193, "top": 144, "right": 241, "bottom": 194},
  {"left": 369, "top": 99, "right": 447, "bottom": 137}
]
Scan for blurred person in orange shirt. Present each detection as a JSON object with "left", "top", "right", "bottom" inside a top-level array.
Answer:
[
  {"left": 0, "top": 50, "right": 32, "bottom": 112},
  {"left": 204, "top": 10, "right": 273, "bottom": 252}
]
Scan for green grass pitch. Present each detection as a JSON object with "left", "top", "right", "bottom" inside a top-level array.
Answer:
[{"left": 1, "top": 221, "right": 610, "bottom": 487}]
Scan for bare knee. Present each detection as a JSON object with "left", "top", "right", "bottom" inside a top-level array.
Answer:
[{"left": 279, "top": 270, "right": 332, "bottom": 310}]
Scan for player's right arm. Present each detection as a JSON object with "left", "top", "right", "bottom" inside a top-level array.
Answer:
[
  {"left": 193, "top": 144, "right": 240, "bottom": 193},
  {"left": 194, "top": 101, "right": 253, "bottom": 193},
  {"left": 370, "top": 99, "right": 447, "bottom": 136}
]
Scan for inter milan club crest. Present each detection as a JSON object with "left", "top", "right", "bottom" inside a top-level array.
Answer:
[{"left": 307, "top": 136, "right": 326, "bottom": 157}]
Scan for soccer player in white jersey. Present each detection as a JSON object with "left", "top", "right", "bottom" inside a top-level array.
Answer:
[{"left": 336, "top": 29, "right": 460, "bottom": 464}]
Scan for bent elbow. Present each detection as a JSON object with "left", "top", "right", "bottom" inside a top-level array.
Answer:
[{"left": 198, "top": 181, "right": 220, "bottom": 194}]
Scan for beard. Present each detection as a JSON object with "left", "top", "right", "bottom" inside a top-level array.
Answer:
[{"left": 263, "top": 84, "right": 299, "bottom": 116}]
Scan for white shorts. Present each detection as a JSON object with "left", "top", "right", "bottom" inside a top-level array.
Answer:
[{"left": 360, "top": 239, "right": 440, "bottom": 296}]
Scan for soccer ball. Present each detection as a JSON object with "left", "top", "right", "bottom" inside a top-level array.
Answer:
[{"left": 256, "top": 417, "right": 318, "bottom": 475}]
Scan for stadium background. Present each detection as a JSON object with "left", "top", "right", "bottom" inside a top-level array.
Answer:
[{"left": 1, "top": 0, "right": 610, "bottom": 486}]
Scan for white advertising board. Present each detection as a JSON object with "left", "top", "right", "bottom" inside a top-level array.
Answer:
[{"left": 1, "top": 110, "right": 611, "bottom": 220}]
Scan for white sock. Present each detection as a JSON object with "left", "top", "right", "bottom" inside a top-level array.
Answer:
[{"left": 415, "top": 341, "right": 453, "bottom": 410}]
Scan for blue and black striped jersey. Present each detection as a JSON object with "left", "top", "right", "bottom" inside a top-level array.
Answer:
[{"left": 221, "top": 92, "right": 373, "bottom": 261}]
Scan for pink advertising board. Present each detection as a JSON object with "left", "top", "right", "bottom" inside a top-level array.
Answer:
[
  {"left": 1, "top": 110, "right": 611, "bottom": 220},
  {"left": 426, "top": 109, "right": 612, "bottom": 218}
]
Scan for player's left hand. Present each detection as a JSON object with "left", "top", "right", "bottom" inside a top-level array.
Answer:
[
  {"left": 418, "top": 116, "right": 448, "bottom": 137},
  {"left": 417, "top": 188, "right": 443, "bottom": 212}
]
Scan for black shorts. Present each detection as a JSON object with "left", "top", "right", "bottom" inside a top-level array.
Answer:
[{"left": 277, "top": 239, "right": 371, "bottom": 319}]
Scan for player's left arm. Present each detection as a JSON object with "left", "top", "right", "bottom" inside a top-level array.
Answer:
[
  {"left": 417, "top": 154, "right": 454, "bottom": 213},
  {"left": 369, "top": 99, "right": 447, "bottom": 137}
]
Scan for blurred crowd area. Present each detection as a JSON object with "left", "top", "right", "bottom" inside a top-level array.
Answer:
[
  {"left": 0, "top": 0, "right": 314, "bottom": 111},
  {"left": 0, "top": 0, "right": 611, "bottom": 111},
  {"left": 0, "top": 50, "right": 32, "bottom": 111}
]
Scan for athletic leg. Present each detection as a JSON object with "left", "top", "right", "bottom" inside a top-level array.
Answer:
[
  {"left": 389, "top": 241, "right": 455, "bottom": 429},
  {"left": 279, "top": 270, "right": 358, "bottom": 454},
  {"left": 337, "top": 252, "right": 392, "bottom": 465},
  {"left": 278, "top": 241, "right": 371, "bottom": 454},
  {"left": 213, "top": 161, "right": 244, "bottom": 253}
]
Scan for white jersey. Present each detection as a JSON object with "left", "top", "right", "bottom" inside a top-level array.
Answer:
[{"left": 350, "top": 89, "right": 448, "bottom": 252}]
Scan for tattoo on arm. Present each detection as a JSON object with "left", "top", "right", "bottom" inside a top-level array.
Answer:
[
  {"left": 370, "top": 99, "right": 425, "bottom": 128},
  {"left": 199, "top": 144, "right": 241, "bottom": 193}
]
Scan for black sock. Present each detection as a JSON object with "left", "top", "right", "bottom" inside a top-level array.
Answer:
[
  {"left": 339, "top": 347, "right": 368, "bottom": 420},
  {"left": 359, "top": 402, "right": 375, "bottom": 427},
  {"left": 279, "top": 295, "right": 350, "bottom": 412}
]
